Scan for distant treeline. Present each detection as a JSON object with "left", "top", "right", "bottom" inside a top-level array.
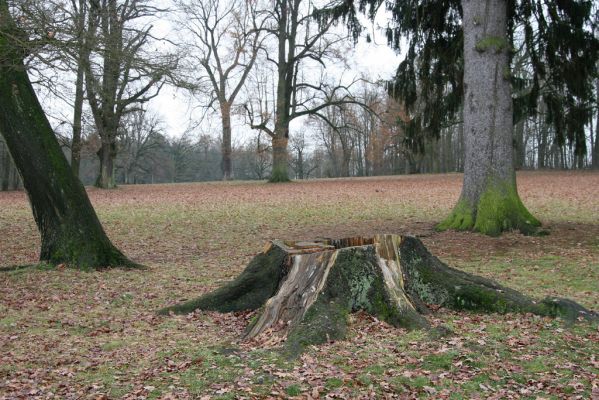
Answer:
[{"left": 2, "top": 103, "right": 597, "bottom": 190}]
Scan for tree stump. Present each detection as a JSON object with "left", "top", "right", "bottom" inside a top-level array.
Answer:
[{"left": 161, "top": 234, "right": 596, "bottom": 354}]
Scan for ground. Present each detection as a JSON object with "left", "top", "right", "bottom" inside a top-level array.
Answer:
[{"left": 0, "top": 171, "right": 598, "bottom": 399}]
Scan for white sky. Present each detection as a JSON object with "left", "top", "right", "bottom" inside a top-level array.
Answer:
[
  {"left": 146, "top": 3, "right": 402, "bottom": 143},
  {"left": 36, "top": 1, "right": 402, "bottom": 145},
  {"left": 148, "top": 40, "right": 400, "bottom": 141}
]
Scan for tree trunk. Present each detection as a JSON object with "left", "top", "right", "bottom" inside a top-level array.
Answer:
[
  {"left": 1, "top": 139, "right": 9, "bottom": 191},
  {"left": 438, "top": 0, "right": 540, "bottom": 236},
  {"left": 71, "top": 55, "right": 85, "bottom": 179},
  {"left": 296, "top": 148, "right": 304, "bottom": 179},
  {"left": 593, "top": 119, "right": 599, "bottom": 170},
  {"left": 220, "top": 102, "right": 233, "bottom": 180},
  {"left": 96, "top": 140, "right": 117, "bottom": 189},
  {"left": 341, "top": 148, "right": 351, "bottom": 177},
  {"left": 576, "top": 153, "right": 585, "bottom": 169},
  {"left": 271, "top": 136, "right": 290, "bottom": 182},
  {"left": 537, "top": 117, "right": 547, "bottom": 169},
  {"left": 0, "top": 5, "right": 139, "bottom": 268},
  {"left": 593, "top": 79, "right": 599, "bottom": 169},
  {"left": 457, "top": 117, "right": 464, "bottom": 172},
  {"left": 514, "top": 120, "right": 525, "bottom": 169},
  {"left": 161, "top": 234, "right": 595, "bottom": 355},
  {"left": 9, "top": 160, "right": 19, "bottom": 190}
]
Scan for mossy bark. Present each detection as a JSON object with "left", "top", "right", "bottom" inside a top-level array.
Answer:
[
  {"left": 440, "top": 0, "right": 540, "bottom": 236},
  {"left": 270, "top": 137, "right": 290, "bottom": 183},
  {"left": 0, "top": 3, "right": 140, "bottom": 269},
  {"left": 162, "top": 235, "right": 595, "bottom": 355},
  {"left": 95, "top": 141, "right": 117, "bottom": 189},
  {"left": 438, "top": 178, "right": 541, "bottom": 236}
]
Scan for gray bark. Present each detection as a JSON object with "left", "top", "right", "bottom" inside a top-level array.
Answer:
[
  {"left": 220, "top": 103, "right": 233, "bottom": 180},
  {"left": 439, "top": 0, "right": 539, "bottom": 235},
  {"left": 461, "top": 0, "right": 514, "bottom": 202}
]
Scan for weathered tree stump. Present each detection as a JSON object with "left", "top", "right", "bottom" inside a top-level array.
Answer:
[{"left": 161, "top": 234, "right": 596, "bottom": 354}]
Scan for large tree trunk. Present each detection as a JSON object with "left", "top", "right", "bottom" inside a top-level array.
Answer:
[
  {"left": 96, "top": 140, "right": 117, "bottom": 189},
  {"left": 271, "top": 136, "right": 290, "bottom": 182},
  {"left": 220, "top": 103, "right": 233, "bottom": 180},
  {"left": 267, "top": 0, "right": 293, "bottom": 184},
  {"left": 438, "top": 0, "right": 540, "bottom": 236},
  {"left": 161, "top": 234, "right": 595, "bottom": 355},
  {"left": 0, "top": 4, "right": 139, "bottom": 269}
]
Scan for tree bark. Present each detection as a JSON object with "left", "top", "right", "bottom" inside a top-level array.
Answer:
[
  {"left": 96, "top": 140, "right": 117, "bottom": 189},
  {"left": 514, "top": 120, "right": 525, "bottom": 169},
  {"left": 271, "top": 136, "right": 290, "bottom": 182},
  {"left": 161, "top": 234, "right": 595, "bottom": 356},
  {"left": 71, "top": 60, "right": 84, "bottom": 178},
  {"left": 1, "top": 139, "right": 9, "bottom": 191},
  {"left": 267, "top": 0, "right": 296, "bottom": 183},
  {"left": 0, "top": 3, "right": 139, "bottom": 269},
  {"left": 220, "top": 102, "right": 233, "bottom": 180},
  {"left": 71, "top": 0, "right": 88, "bottom": 179},
  {"left": 438, "top": 0, "right": 540, "bottom": 236}
]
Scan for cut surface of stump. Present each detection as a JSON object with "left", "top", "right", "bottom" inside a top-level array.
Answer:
[{"left": 161, "top": 234, "right": 596, "bottom": 354}]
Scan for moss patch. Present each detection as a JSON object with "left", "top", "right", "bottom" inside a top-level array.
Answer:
[
  {"left": 438, "top": 178, "right": 541, "bottom": 236},
  {"left": 473, "top": 180, "right": 541, "bottom": 236},
  {"left": 475, "top": 35, "right": 509, "bottom": 53},
  {"left": 269, "top": 164, "right": 291, "bottom": 183},
  {"left": 437, "top": 199, "right": 475, "bottom": 231}
]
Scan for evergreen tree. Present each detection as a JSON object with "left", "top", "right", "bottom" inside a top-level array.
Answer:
[{"left": 318, "top": 0, "right": 598, "bottom": 235}]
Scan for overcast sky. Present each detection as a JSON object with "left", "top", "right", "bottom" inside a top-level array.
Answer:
[
  {"left": 146, "top": 5, "right": 402, "bottom": 144},
  {"left": 37, "top": 1, "right": 402, "bottom": 145}
]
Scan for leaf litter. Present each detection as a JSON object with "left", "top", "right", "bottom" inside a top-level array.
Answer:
[{"left": 0, "top": 171, "right": 598, "bottom": 398}]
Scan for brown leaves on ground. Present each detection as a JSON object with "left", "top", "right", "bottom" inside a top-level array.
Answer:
[{"left": 0, "top": 171, "right": 598, "bottom": 398}]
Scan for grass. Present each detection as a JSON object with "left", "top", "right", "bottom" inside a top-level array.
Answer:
[{"left": 0, "top": 171, "right": 598, "bottom": 398}]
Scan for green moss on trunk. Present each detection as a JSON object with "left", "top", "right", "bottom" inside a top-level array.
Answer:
[
  {"left": 398, "top": 237, "right": 595, "bottom": 321},
  {"left": 269, "top": 164, "right": 291, "bottom": 183},
  {"left": 437, "top": 200, "right": 475, "bottom": 231},
  {"left": 438, "top": 179, "right": 540, "bottom": 236},
  {"left": 473, "top": 181, "right": 540, "bottom": 236},
  {"left": 270, "top": 137, "right": 290, "bottom": 183}
]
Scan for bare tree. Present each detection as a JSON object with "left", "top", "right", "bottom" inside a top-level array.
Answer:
[
  {"left": 84, "top": 0, "right": 175, "bottom": 188},
  {"left": 6, "top": 0, "right": 84, "bottom": 177},
  {"left": 176, "top": 0, "right": 264, "bottom": 180},
  {"left": 289, "top": 131, "right": 308, "bottom": 179},
  {"left": 116, "top": 109, "right": 164, "bottom": 184},
  {"left": 244, "top": 0, "right": 373, "bottom": 182},
  {"left": 67, "top": 0, "right": 90, "bottom": 178},
  {"left": 248, "top": 132, "right": 271, "bottom": 180}
]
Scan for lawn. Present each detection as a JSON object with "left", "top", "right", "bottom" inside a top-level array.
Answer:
[{"left": 1, "top": 171, "right": 598, "bottom": 399}]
